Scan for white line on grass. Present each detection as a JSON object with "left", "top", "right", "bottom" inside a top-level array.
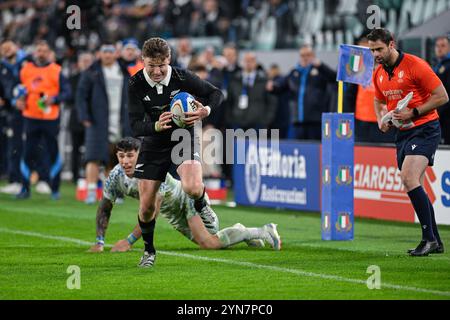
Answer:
[
  {"left": 293, "top": 242, "right": 450, "bottom": 261},
  {"left": 1, "top": 227, "right": 450, "bottom": 298}
]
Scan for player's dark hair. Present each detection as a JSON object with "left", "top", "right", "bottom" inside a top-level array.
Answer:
[
  {"left": 367, "top": 28, "right": 394, "bottom": 45},
  {"left": 190, "top": 63, "right": 207, "bottom": 73},
  {"left": 223, "top": 42, "right": 238, "bottom": 53},
  {"left": 142, "top": 37, "right": 171, "bottom": 59},
  {"left": 116, "top": 137, "right": 141, "bottom": 152},
  {"left": 35, "top": 40, "right": 50, "bottom": 48}
]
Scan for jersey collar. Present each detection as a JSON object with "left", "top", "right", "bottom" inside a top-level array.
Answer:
[
  {"left": 383, "top": 50, "right": 404, "bottom": 79},
  {"left": 143, "top": 65, "right": 172, "bottom": 87}
]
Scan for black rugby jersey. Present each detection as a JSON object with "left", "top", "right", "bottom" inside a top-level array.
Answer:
[{"left": 128, "top": 66, "right": 223, "bottom": 149}]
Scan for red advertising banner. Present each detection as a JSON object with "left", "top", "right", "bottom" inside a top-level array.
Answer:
[{"left": 354, "top": 146, "right": 450, "bottom": 225}]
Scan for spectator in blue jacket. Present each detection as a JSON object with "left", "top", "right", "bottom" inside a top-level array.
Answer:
[
  {"left": 433, "top": 36, "right": 450, "bottom": 145},
  {"left": 76, "top": 43, "right": 131, "bottom": 204},
  {"left": 267, "top": 45, "right": 336, "bottom": 140},
  {"left": 0, "top": 39, "right": 31, "bottom": 195}
]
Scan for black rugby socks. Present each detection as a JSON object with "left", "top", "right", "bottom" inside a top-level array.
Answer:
[
  {"left": 138, "top": 217, "right": 156, "bottom": 254},
  {"left": 407, "top": 186, "right": 435, "bottom": 241}
]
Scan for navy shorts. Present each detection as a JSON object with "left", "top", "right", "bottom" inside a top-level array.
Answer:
[{"left": 395, "top": 120, "right": 441, "bottom": 170}]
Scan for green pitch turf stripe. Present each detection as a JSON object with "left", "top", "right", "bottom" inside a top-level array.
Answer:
[{"left": 1, "top": 227, "right": 450, "bottom": 298}]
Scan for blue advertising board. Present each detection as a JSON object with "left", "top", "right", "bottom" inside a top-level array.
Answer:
[{"left": 233, "top": 139, "right": 320, "bottom": 212}]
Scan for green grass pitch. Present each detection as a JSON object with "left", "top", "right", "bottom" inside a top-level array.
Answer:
[{"left": 0, "top": 183, "right": 449, "bottom": 300}]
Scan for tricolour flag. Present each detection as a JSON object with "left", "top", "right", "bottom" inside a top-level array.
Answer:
[
  {"left": 349, "top": 53, "right": 362, "bottom": 73},
  {"left": 337, "top": 44, "right": 374, "bottom": 87},
  {"left": 323, "top": 167, "right": 330, "bottom": 184},
  {"left": 324, "top": 121, "right": 330, "bottom": 138},
  {"left": 339, "top": 214, "right": 349, "bottom": 229},
  {"left": 324, "top": 215, "right": 329, "bottom": 229},
  {"left": 339, "top": 167, "right": 349, "bottom": 183},
  {"left": 339, "top": 121, "right": 349, "bottom": 137}
]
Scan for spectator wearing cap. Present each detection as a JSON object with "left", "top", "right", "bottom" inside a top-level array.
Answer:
[
  {"left": 433, "top": 36, "right": 450, "bottom": 145},
  {"left": 120, "top": 38, "right": 144, "bottom": 76},
  {"left": 76, "top": 43, "right": 131, "bottom": 204}
]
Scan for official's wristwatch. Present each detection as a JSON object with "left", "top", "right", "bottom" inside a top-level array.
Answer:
[{"left": 413, "top": 108, "right": 420, "bottom": 117}]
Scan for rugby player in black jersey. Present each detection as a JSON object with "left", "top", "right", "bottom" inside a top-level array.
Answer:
[{"left": 128, "top": 38, "right": 223, "bottom": 267}]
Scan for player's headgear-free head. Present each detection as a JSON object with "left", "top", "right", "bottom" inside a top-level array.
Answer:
[
  {"left": 367, "top": 28, "right": 394, "bottom": 46},
  {"left": 116, "top": 137, "right": 141, "bottom": 152},
  {"left": 142, "top": 37, "right": 171, "bottom": 60}
]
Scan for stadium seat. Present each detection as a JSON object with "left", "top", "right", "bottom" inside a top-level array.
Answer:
[
  {"left": 385, "top": 9, "right": 398, "bottom": 35},
  {"left": 435, "top": 0, "right": 448, "bottom": 13},
  {"left": 303, "top": 0, "right": 315, "bottom": 33},
  {"left": 423, "top": 0, "right": 436, "bottom": 22},
  {"left": 310, "top": 0, "right": 325, "bottom": 34},
  {"left": 325, "top": 30, "right": 334, "bottom": 51},
  {"left": 315, "top": 31, "right": 325, "bottom": 51},
  {"left": 398, "top": 0, "right": 413, "bottom": 35},
  {"left": 335, "top": 30, "right": 344, "bottom": 47},
  {"left": 345, "top": 30, "right": 354, "bottom": 45},
  {"left": 336, "top": 0, "right": 357, "bottom": 15},
  {"left": 303, "top": 32, "right": 314, "bottom": 46},
  {"left": 410, "top": 0, "right": 425, "bottom": 26}
]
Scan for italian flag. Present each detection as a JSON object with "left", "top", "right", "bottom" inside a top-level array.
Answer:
[
  {"left": 339, "top": 121, "right": 349, "bottom": 136},
  {"left": 350, "top": 54, "right": 362, "bottom": 72},
  {"left": 324, "top": 122, "right": 330, "bottom": 137},
  {"left": 323, "top": 215, "right": 329, "bottom": 229},
  {"left": 339, "top": 167, "right": 349, "bottom": 183},
  {"left": 339, "top": 215, "right": 349, "bottom": 229},
  {"left": 323, "top": 168, "right": 330, "bottom": 183}
]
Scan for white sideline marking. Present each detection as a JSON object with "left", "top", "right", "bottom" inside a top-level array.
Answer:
[
  {"left": 1, "top": 227, "right": 450, "bottom": 297},
  {"left": 293, "top": 242, "right": 450, "bottom": 261}
]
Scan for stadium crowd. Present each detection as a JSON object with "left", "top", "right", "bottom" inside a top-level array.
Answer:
[{"left": 0, "top": 0, "right": 449, "bottom": 201}]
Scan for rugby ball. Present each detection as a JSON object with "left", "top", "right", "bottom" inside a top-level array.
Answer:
[{"left": 170, "top": 92, "right": 197, "bottom": 128}]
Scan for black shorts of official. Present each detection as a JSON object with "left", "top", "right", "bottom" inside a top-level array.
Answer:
[
  {"left": 134, "top": 131, "right": 201, "bottom": 181},
  {"left": 395, "top": 120, "right": 441, "bottom": 170}
]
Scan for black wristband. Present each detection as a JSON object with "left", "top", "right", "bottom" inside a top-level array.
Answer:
[{"left": 413, "top": 108, "right": 420, "bottom": 117}]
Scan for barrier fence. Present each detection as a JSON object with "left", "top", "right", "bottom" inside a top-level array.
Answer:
[{"left": 233, "top": 140, "right": 450, "bottom": 225}]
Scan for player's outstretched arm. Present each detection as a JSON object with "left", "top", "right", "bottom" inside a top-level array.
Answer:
[
  {"left": 111, "top": 224, "right": 142, "bottom": 252},
  {"left": 89, "top": 198, "right": 113, "bottom": 252}
]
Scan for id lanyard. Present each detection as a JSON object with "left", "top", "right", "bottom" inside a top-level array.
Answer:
[{"left": 239, "top": 76, "right": 252, "bottom": 110}]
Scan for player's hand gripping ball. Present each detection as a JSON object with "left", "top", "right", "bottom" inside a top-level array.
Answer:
[{"left": 170, "top": 92, "right": 197, "bottom": 128}]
